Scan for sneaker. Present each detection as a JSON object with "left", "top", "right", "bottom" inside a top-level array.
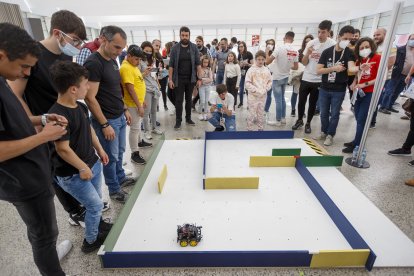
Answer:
[
  {"left": 198, "top": 114, "right": 204, "bottom": 121},
  {"left": 401, "top": 115, "right": 410, "bottom": 120},
  {"left": 389, "top": 107, "right": 399, "bottom": 113},
  {"left": 304, "top": 123, "right": 311, "bottom": 134},
  {"left": 144, "top": 131, "right": 152, "bottom": 140},
  {"left": 315, "top": 132, "right": 327, "bottom": 140},
  {"left": 131, "top": 151, "right": 146, "bottom": 165},
  {"left": 324, "top": 135, "right": 333, "bottom": 146},
  {"left": 156, "top": 121, "right": 161, "bottom": 127},
  {"left": 152, "top": 128, "right": 164, "bottom": 135},
  {"left": 379, "top": 108, "right": 391, "bottom": 114},
  {"left": 408, "top": 160, "right": 414, "bottom": 166},
  {"left": 120, "top": 175, "right": 138, "bottom": 187},
  {"left": 102, "top": 202, "right": 110, "bottom": 213},
  {"left": 122, "top": 160, "right": 127, "bottom": 166},
  {"left": 203, "top": 114, "right": 208, "bottom": 121},
  {"left": 388, "top": 148, "right": 411, "bottom": 156},
  {"left": 292, "top": 119, "right": 304, "bottom": 130},
  {"left": 280, "top": 118, "right": 286, "bottom": 125},
  {"left": 314, "top": 110, "right": 320, "bottom": 116},
  {"left": 291, "top": 110, "right": 296, "bottom": 117},
  {"left": 81, "top": 232, "right": 107, "bottom": 254},
  {"left": 109, "top": 190, "right": 129, "bottom": 203},
  {"left": 164, "top": 105, "right": 169, "bottom": 111},
  {"left": 343, "top": 141, "right": 354, "bottom": 147},
  {"left": 342, "top": 145, "right": 355, "bottom": 154},
  {"left": 369, "top": 123, "right": 376, "bottom": 129},
  {"left": 174, "top": 122, "right": 181, "bottom": 130},
  {"left": 99, "top": 218, "right": 113, "bottom": 234},
  {"left": 186, "top": 119, "right": 196, "bottom": 126},
  {"left": 68, "top": 207, "right": 86, "bottom": 228},
  {"left": 214, "top": 126, "right": 225, "bottom": 131},
  {"left": 238, "top": 103, "right": 243, "bottom": 108},
  {"left": 268, "top": 120, "right": 282, "bottom": 126},
  {"left": 138, "top": 139, "right": 153, "bottom": 148},
  {"left": 57, "top": 240, "right": 72, "bottom": 261}
]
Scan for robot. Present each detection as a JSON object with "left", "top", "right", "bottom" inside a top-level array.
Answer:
[{"left": 177, "top": 223, "right": 202, "bottom": 247}]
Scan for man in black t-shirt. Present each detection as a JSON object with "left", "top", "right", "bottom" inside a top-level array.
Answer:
[
  {"left": 316, "top": 25, "right": 358, "bottom": 146},
  {"left": 0, "top": 23, "right": 69, "bottom": 276},
  {"left": 84, "top": 26, "right": 136, "bottom": 204}
]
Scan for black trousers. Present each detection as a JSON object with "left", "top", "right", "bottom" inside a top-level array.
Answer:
[
  {"left": 12, "top": 189, "right": 65, "bottom": 276},
  {"left": 403, "top": 104, "right": 414, "bottom": 150},
  {"left": 298, "top": 80, "right": 320, "bottom": 123},
  {"left": 159, "top": 76, "right": 168, "bottom": 108},
  {"left": 226, "top": 76, "right": 238, "bottom": 106},
  {"left": 175, "top": 79, "right": 195, "bottom": 122},
  {"left": 167, "top": 86, "right": 175, "bottom": 107}
]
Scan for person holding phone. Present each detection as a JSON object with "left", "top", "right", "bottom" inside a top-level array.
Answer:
[{"left": 208, "top": 84, "right": 236, "bottom": 131}]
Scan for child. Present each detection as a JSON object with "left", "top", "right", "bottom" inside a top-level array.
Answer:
[
  {"left": 223, "top": 51, "right": 241, "bottom": 108},
  {"left": 245, "top": 50, "right": 272, "bottom": 131},
  {"left": 197, "top": 55, "right": 213, "bottom": 121},
  {"left": 48, "top": 61, "right": 112, "bottom": 253},
  {"left": 208, "top": 84, "right": 236, "bottom": 131}
]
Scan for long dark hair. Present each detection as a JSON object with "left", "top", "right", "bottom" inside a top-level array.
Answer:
[
  {"left": 238, "top": 41, "right": 247, "bottom": 56},
  {"left": 354, "top": 37, "right": 377, "bottom": 62},
  {"left": 140, "top": 41, "right": 154, "bottom": 66},
  {"left": 301, "top": 34, "right": 314, "bottom": 51}
]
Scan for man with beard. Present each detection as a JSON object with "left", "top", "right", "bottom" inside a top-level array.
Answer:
[
  {"left": 213, "top": 38, "right": 230, "bottom": 85},
  {"left": 168, "top": 26, "right": 202, "bottom": 130}
]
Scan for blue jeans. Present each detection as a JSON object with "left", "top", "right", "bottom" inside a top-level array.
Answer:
[
  {"left": 291, "top": 92, "right": 298, "bottom": 111},
  {"left": 264, "top": 88, "right": 272, "bottom": 112},
  {"left": 371, "top": 79, "right": 389, "bottom": 125},
  {"left": 209, "top": 112, "right": 236, "bottom": 131},
  {"left": 92, "top": 115, "right": 126, "bottom": 194},
  {"left": 353, "top": 93, "right": 373, "bottom": 146},
  {"left": 273, "top": 77, "right": 289, "bottom": 121},
  {"left": 381, "top": 74, "right": 406, "bottom": 109},
  {"left": 56, "top": 161, "right": 103, "bottom": 243},
  {"left": 239, "top": 75, "right": 246, "bottom": 105},
  {"left": 216, "top": 70, "right": 224, "bottom": 85},
  {"left": 319, "top": 88, "right": 345, "bottom": 136}
]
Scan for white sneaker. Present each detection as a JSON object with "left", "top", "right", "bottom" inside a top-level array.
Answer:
[
  {"left": 198, "top": 114, "right": 204, "bottom": 121},
  {"left": 152, "top": 128, "right": 164, "bottom": 135},
  {"left": 124, "top": 168, "right": 133, "bottom": 176},
  {"left": 281, "top": 118, "right": 286, "bottom": 125},
  {"left": 57, "top": 240, "right": 72, "bottom": 261},
  {"left": 315, "top": 132, "right": 327, "bottom": 140},
  {"left": 268, "top": 120, "right": 282, "bottom": 126},
  {"left": 324, "top": 135, "right": 333, "bottom": 146},
  {"left": 144, "top": 131, "right": 152, "bottom": 140},
  {"left": 203, "top": 114, "right": 208, "bottom": 121}
]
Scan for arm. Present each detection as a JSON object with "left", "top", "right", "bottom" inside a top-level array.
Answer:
[
  {"left": 347, "top": 61, "right": 359, "bottom": 73},
  {"left": 266, "top": 53, "right": 275, "bottom": 65},
  {"left": 55, "top": 140, "right": 92, "bottom": 180},
  {"left": 244, "top": 70, "right": 258, "bottom": 94},
  {"left": 7, "top": 78, "right": 32, "bottom": 116},
  {"left": 212, "top": 58, "right": 217, "bottom": 74},
  {"left": 301, "top": 42, "right": 312, "bottom": 66},
  {"left": 265, "top": 71, "right": 272, "bottom": 92},
  {"left": 291, "top": 61, "right": 299, "bottom": 70},
  {"left": 316, "top": 63, "right": 345, "bottom": 75},
  {"left": 223, "top": 65, "right": 227, "bottom": 85},
  {"left": 406, "top": 64, "right": 414, "bottom": 84},
  {"left": 90, "top": 126, "right": 109, "bottom": 165}
]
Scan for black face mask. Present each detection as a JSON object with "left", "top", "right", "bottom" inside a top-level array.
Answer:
[
  {"left": 181, "top": 39, "right": 189, "bottom": 45},
  {"left": 145, "top": 53, "right": 152, "bottom": 60},
  {"left": 350, "top": 39, "right": 357, "bottom": 46}
]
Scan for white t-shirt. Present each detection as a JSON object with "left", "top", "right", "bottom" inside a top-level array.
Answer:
[
  {"left": 302, "top": 38, "right": 336, "bottom": 83},
  {"left": 271, "top": 43, "right": 299, "bottom": 80},
  {"left": 210, "top": 93, "right": 235, "bottom": 115}
]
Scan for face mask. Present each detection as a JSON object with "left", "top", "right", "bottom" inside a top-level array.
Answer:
[
  {"left": 359, "top": 48, "right": 371, "bottom": 58},
  {"left": 57, "top": 39, "right": 80, "bottom": 56},
  {"left": 145, "top": 53, "right": 152, "bottom": 60},
  {"left": 350, "top": 39, "right": 357, "bottom": 46},
  {"left": 408, "top": 40, "right": 414, "bottom": 47},
  {"left": 267, "top": 44, "right": 274, "bottom": 51},
  {"left": 339, "top": 40, "right": 350, "bottom": 49}
]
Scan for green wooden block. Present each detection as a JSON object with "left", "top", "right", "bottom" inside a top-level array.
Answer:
[
  {"left": 300, "top": 156, "right": 343, "bottom": 167},
  {"left": 272, "top": 148, "right": 302, "bottom": 156}
]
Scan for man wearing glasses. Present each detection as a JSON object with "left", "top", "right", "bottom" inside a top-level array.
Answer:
[{"left": 7, "top": 10, "right": 91, "bottom": 244}]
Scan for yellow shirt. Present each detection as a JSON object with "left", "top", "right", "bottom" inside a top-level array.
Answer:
[{"left": 120, "top": 59, "right": 146, "bottom": 107}]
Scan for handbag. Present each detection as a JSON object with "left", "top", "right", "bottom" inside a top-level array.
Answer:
[{"left": 402, "top": 98, "right": 413, "bottom": 113}]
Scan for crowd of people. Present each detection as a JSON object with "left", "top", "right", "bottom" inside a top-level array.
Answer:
[{"left": 0, "top": 8, "right": 414, "bottom": 276}]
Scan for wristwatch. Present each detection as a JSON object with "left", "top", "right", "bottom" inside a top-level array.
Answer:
[
  {"left": 41, "top": 114, "right": 48, "bottom": 126},
  {"left": 365, "top": 81, "right": 369, "bottom": 86}
]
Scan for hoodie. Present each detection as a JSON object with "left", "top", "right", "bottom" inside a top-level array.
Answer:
[{"left": 244, "top": 64, "right": 272, "bottom": 96}]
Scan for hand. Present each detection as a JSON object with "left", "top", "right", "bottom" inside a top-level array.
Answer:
[
  {"left": 79, "top": 167, "right": 93, "bottom": 180},
  {"left": 102, "top": 125, "right": 115, "bottom": 141},
  {"left": 350, "top": 83, "right": 356, "bottom": 91},
  {"left": 406, "top": 76, "right": 412, "bottom": 85},
  {"left": 360, "top": 62, "right": 374, "bottom": 71},
  {"left": 46, "top": 114, "right": 68, "bottom": 127},
  {"left": 197, "top": 80, "right": 202, "bottom": 88},
  {"left": 124, "top": 109, "right": 132, "bottom": 126},
  {"left": 333, "top": 64, "right": 346, "bottom": 72},
  {"left": 137, "top": 105, "right": 144, "bottom": 117},
  {"left": 143, "top": 101, "right": 147, "bottom": 108},
  {"left": 97, "top": 149, "right": 109, "bottom": 165},
  {"left": 144, "top": 67, "right": 152, "bottom": 76},
  {"left": 307, "top": 46, "right": 315, "bottom": 55},
  {"left": 169, "top": 80, "right": 175, "bottom": 89},
  {"left": 355, "top": 83, "right": 365, "bottom": 89},
  {"left": 39, "top": 122, "right": 67, "bottom": 142}
]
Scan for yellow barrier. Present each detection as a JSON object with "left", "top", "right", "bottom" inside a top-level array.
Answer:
[
  {"left": 157, "top": 165, "right": 168, "bottom": 193},
  {"left": 249, "top": 156, "right": 296, "bottom": 167},
  {"left": 204, "top": 177, "right": 259, "bottom": 189},
  {"left": 310, "top": 249, "right": 370, "bottom": 268}
]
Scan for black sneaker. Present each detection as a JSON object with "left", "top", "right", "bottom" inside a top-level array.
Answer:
[
  {"left": 68, "top": 207, "right": 86, "bottom": 228},
  {"left": 389, "top": 108, "right": 399, "bottom": 113},
  {"left": 109, "top": 190, "right": 129, "bottom": 203},
  {"left": 81, "top": 232, "right": 107, "bottom": 253},
  {"left": 409, "top": 160, "right": 414, "bottom": 166},
  {"left": 291, "top": 110, "right": 296, "bottom": 117},
  {"left": 314, "top": 110, "right": 320, "bottom": 116},
  {"left": 343, "top": 141, "right": 354, "bottom": 147},
  {"left": 138, "top": 139, "right": 152, "bottom": 149},
  {"left": 292, "top": 119, "right": 304, "bottom": 130},
  {"left": 238, "top": 103, "right": 243, "bottom": 108},
  {"left": 342, "top": 145, "right": 355, "bottom": 154},
  {"left": 164, "top": 105, "right": 168, "bottom": 111},
  {"left": 102, "top": 202, "right": 110, "bottom": 213},
  {"left": 215, "top": 126, "right": 225, "bottom": 131},
  {"left": 186, "top": 119, "right": 196, "bottom": 126},
  {"left": 379, "top": 108, "right": 391, "bottom": 114},
  {"left": 131, "top": 151, "right": 146, "bottom": 165},
  {"left": 120, "top": 176, "right": 137, "bottom": 187},
  {"left": 156, "top": 121, "right": 161, "bottom": 127},
  {"left": 174, "top": 122, "right": 181, "bottom": 130},
  {"left": 304, "top": 123, "right": 311, "bottom": 134},
  {"left": 369, "top": 123, "right": 376, "bottom": 129},
  {"left": 99, "top": 218, "right": 113, "bottom": 234},
  {"left": 388, "top": 148, "right": 411, "bottom": 156}
]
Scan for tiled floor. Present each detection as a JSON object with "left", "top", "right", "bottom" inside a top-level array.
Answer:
[{"left": 1, "top": 89, "right": 413, "bottom": 275}]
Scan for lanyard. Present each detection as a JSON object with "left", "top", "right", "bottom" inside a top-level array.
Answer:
[{"left": 332, "top": 46, "right": 345, "bottom": 64}]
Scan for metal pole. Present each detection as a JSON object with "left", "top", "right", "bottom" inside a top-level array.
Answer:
[{"left": 346, "top": 1, "right": 404, "bottom": 168}]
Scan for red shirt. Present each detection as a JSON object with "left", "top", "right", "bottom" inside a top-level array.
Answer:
[{"left": 356, "top": 53, "right": 381, "bottom": 93}]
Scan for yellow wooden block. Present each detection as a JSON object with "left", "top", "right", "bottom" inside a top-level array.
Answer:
[
  {"left": 249, "top": 156, "right": 296, "bottom": 167},
  {"left": 157, "top": 165, "right": 168, "bottom": 193},
  {"left": 205, "top": 177, "right": 259, "bottom": 189},
  {"left": 310, "top": 249, "right": 370, "bottom": 268}
]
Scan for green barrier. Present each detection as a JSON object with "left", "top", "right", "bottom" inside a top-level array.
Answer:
[
  {"left": 300, "top": 156, "right": 343, "bottom": 167},
  {"left": 272, "top": 148, "right": 302, "bottom": 156}
]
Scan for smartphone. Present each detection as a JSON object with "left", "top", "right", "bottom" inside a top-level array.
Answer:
[
  {"left": 151, "top": 68, "right": 158, "bottom": 72},
  {"left": 217, "top": 103, "right": 223, "bottom": 109}
]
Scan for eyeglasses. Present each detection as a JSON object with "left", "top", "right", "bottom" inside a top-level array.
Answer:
[{"left": 59, "top": 31, "right": 84, "bottom": 47}]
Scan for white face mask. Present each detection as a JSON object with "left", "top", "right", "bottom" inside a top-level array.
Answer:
[
  {"left": 57, "top": 39, "right": 80, "bottom": 56},
  {"left": 267, "top": 44, "right": 274, "bottom": 51},
  {"left": 408, "top": 40, "right": 414, "bottom": 47},
  {"left": 359, "top": 48, "right": 371, "bottom": 58},
  {"left": 338, "top": 40, "right": 350, "bottom": 49}
]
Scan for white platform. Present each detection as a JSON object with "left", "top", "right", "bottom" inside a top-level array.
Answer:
[{"left": 112, "top": 139, "right": 414, "bottom": 267}]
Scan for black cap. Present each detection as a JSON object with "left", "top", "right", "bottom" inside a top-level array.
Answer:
[{"left": 127, "top": 44, "right": 145, "bottom": 58}]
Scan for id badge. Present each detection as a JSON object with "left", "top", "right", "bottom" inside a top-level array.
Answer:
[
  {"left": 328, "top": 71, "right": 336, "bottom": 83},
  {"left": 220, "top": 116, "right": 225, "bottom": 126},
  {"left": 241, "top": 69, "right": 246, "bottom": 76}
]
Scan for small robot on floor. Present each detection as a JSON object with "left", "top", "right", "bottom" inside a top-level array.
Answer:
[{"left": 177, "top": 223, "right": 202, "bottom": 247}]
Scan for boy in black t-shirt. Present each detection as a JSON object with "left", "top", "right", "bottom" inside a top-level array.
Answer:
[{"left": 49, "top": 61, "right": 112, "bottom": 253}]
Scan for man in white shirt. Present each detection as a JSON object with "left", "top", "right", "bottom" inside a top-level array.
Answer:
[
  {"left": 292, "top": 20, "right": 336, "bottom": 134},
  {"left": 266, "top": 31, "right": 299, "bottom": 126}
]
